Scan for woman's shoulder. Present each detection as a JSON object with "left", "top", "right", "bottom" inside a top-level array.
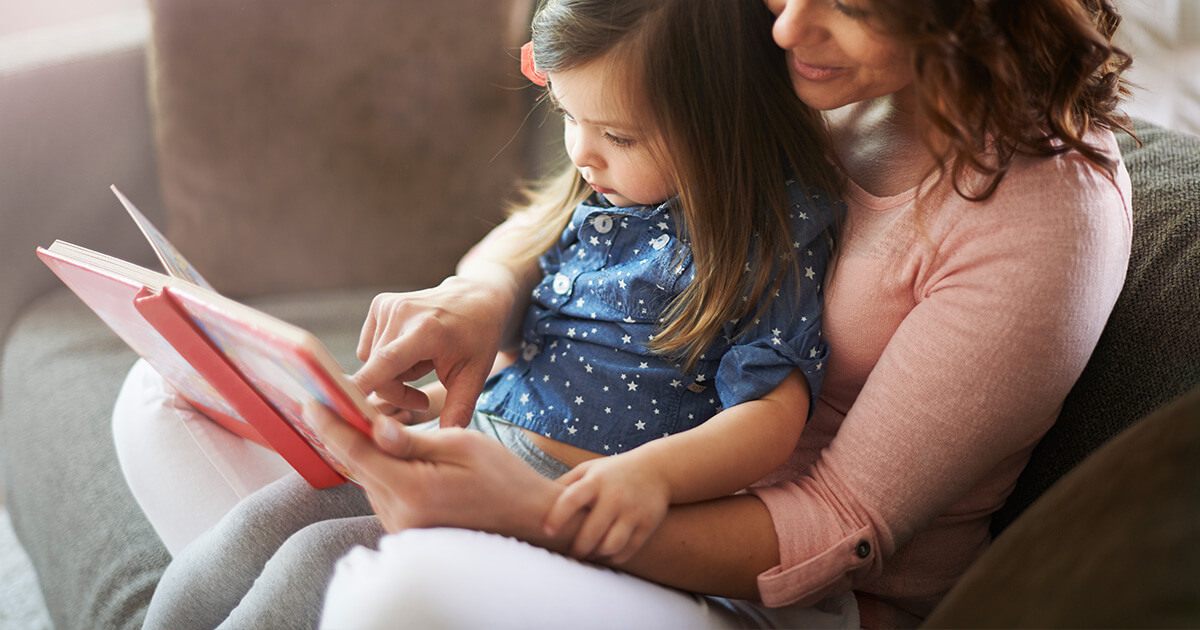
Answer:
[
  {"left": 1006, "top": 128, "right": 1126, "bottom": 190},
  {"left": 984, "top": 128, "right": 1131, "bottom": 231},
  {"left": 925, "top": 129, "right": 1130, "bottom": 230}
]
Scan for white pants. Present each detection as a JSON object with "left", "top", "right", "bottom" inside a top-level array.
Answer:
[
  {"left": 323, "top": 528, "right": 859, "bottom": 630},
  {"left": 112, "top": 359, "right": 292, "bottom": 555},
  {"left": 114, "top": 359, "right": 859, "bottom": 629}
]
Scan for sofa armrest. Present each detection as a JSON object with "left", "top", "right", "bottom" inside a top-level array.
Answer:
[{"left": 0, "top": 9, "right": 162, "bottom": 346}]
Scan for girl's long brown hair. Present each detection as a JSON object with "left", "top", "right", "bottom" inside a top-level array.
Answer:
[
  {"left": 866, "top": 0, "right": 1134, "bottom": 200},
  {"left": 511, "top": 0, "right": 841, "bottom": 372}
]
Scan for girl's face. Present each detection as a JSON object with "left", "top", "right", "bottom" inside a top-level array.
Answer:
[
  {"left": 547, "top": 58, "right": 674, "bottom": 209},
  {"left": 763, "top": 0, "right": 914, "bottom": 110}
]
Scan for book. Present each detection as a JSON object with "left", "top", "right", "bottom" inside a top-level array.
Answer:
[{"left": 37, "top": 186, "right": 375, "bottom": 488}]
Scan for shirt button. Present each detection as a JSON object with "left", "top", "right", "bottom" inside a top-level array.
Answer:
[
  {"left": 854, "top": 541, "right": 871, "bottom": 559},
  {"left": 593, "top": 214, "right": 614, "bottom": 234},
  {"left": 552, "top": 273, "right": 571, "bottom": 295},
  {"left": 522, "top": 343, "right": 540, "bottom": 361}
]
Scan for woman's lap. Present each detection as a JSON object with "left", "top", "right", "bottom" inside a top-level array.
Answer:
[{"left": 321, "top": 528, "right": 859, "bottom": 630}]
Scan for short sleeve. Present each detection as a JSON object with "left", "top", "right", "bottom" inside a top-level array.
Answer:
[{"left": 715, "top": 187, "right": 840, "bottom": 415}]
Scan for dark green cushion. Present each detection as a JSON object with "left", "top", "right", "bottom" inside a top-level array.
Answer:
[
  {"left": 992, "top": 121, "right": 1200, "bottom": 534},
  {"left": 925, "top": 383, "right": 1200, "bottom": 628}
]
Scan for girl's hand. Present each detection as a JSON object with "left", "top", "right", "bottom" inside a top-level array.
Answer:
[
  {"left": 353, "top": 273, "right": 518, "bottom": 429},
  {"left": 543, "top": 454, "right": 671, "bottom": 564},
  {"left": 365, "top": 381, "right": 444, "bottom": 426}
]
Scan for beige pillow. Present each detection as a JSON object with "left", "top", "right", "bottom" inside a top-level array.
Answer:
[{"left": 149, "top": 0, "right": 534, "bottom": 296}]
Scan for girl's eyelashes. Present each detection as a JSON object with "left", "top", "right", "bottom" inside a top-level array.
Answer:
[
  {"left": 547, "top": 99, "right": 579, "bottom": 125},
  {"left": 828, "top": 0, "right": 870, "bottom": 19},
  {"left": 604, "top": 132, "right": 635, "bottom": 148}
]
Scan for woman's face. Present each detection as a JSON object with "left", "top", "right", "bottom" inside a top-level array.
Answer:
[{"left": 763, "top": 0, "right": 915, "bottom": 111}]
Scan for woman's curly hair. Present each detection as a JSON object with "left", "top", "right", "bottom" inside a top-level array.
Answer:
[{"left": 869, "top": 0, "right": 1134, "bottom": 200}]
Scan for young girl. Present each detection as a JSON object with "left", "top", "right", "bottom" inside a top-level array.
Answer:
[
  {"left": 477, "top": 0, "right": 844, "bottom": 559},
  {"left": 140, "top": 0, "right": 843, "bottom": 626}
]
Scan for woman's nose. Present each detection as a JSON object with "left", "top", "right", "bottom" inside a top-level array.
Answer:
[{"left": 767, "top": 0, "right": 827, "bottom": 50}]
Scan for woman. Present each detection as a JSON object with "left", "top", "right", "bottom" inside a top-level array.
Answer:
[
  {"left": 312, "top": 0, "right": 1134, "bottom": 627},
  {"left": 116, "top": 0, "right": 1134, "bottom": 627}
]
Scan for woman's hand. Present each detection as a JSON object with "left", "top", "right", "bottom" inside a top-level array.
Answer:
[
  {"left": 307, "top": 403, "right": 569, "bottom": 537},
  {"left": 353, "top": 271, "right": 519, "bottom": 429},
  {"left": 544, "top": 454, "right": 671, "bottom": 564},
  {"left": 351, "top": 213, "right": 543, "bottom": 428}
]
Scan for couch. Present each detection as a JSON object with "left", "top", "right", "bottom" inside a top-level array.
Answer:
[{"left": 1, "top": 1, "right": 1197, "bottom": 628}]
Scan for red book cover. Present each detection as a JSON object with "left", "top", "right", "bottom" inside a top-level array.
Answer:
[
  {"left": 162, "top": 285, "right": 376, "bottom": 479},
  {"left": 135, "top": 288, "right": 351, "bottom": 489}
]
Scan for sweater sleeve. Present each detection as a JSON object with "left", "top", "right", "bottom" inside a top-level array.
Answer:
[{"left": 749, "top": 140, "right": 1133, "bottom": 609}]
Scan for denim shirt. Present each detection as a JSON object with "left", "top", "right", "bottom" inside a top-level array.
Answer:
[{"left": 477, "top": 181, "right": 841, "bottom": 455}]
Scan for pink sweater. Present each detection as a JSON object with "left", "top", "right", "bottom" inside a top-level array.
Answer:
[{"left": 750, "top": 130, "right": 1133, "bottom": 625}]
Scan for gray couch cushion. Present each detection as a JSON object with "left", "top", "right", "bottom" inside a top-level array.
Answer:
[
  {"left": 992, "top": 121, "right": 1200, "bottom": 534},
  {"left": 0, "top": 290, "right": 165, "bottom": 630},
  {"left": 0, "top": 287, "right": 379, "bottom": 630}
]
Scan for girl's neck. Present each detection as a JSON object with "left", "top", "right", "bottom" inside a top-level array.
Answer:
[{"left": 825, "top": 86, "right": 937, "bottom": 198}]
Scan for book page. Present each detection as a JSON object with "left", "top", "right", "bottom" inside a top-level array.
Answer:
[
  {"left": 110, "top": 185, "right": 216, "bottom": 291},
  {"left": 37, "top": 246, "right": 246, "bottom": 429}
]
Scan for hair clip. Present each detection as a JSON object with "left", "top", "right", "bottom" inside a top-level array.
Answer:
[{"left": 521, "top": 41, "right": 548, "bottom": 86}]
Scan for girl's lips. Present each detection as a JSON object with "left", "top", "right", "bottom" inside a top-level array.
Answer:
[
  {"left": 590, "top": 183, "right": 615, "bottom": 195},
  {"left": 791, "top": 56, "right": 847, "bottom": 82}
]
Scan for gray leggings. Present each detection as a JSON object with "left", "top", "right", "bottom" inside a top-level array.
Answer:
[{"left": 143, "top": 413, "right": 569, "bottom": 630}]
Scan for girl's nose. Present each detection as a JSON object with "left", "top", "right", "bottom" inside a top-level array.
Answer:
[
  {"left": 567, "top": 132, "right": 604, "bottom": 171},
  {"left": 767, "top": 0, "right": 827, "bottom": 50}
]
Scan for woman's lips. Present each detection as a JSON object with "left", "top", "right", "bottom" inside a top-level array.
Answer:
[{"left": 791, "top": 56, "right": 847, "bottom": 82}]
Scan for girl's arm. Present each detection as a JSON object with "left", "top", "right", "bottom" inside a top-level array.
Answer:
[{"left": 542, "top": 370, "right": 810, "bottom": 561}]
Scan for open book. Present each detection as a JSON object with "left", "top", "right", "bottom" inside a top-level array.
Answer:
[{"left": 37, "top": 187, "right": 375, "bottom": 488}]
